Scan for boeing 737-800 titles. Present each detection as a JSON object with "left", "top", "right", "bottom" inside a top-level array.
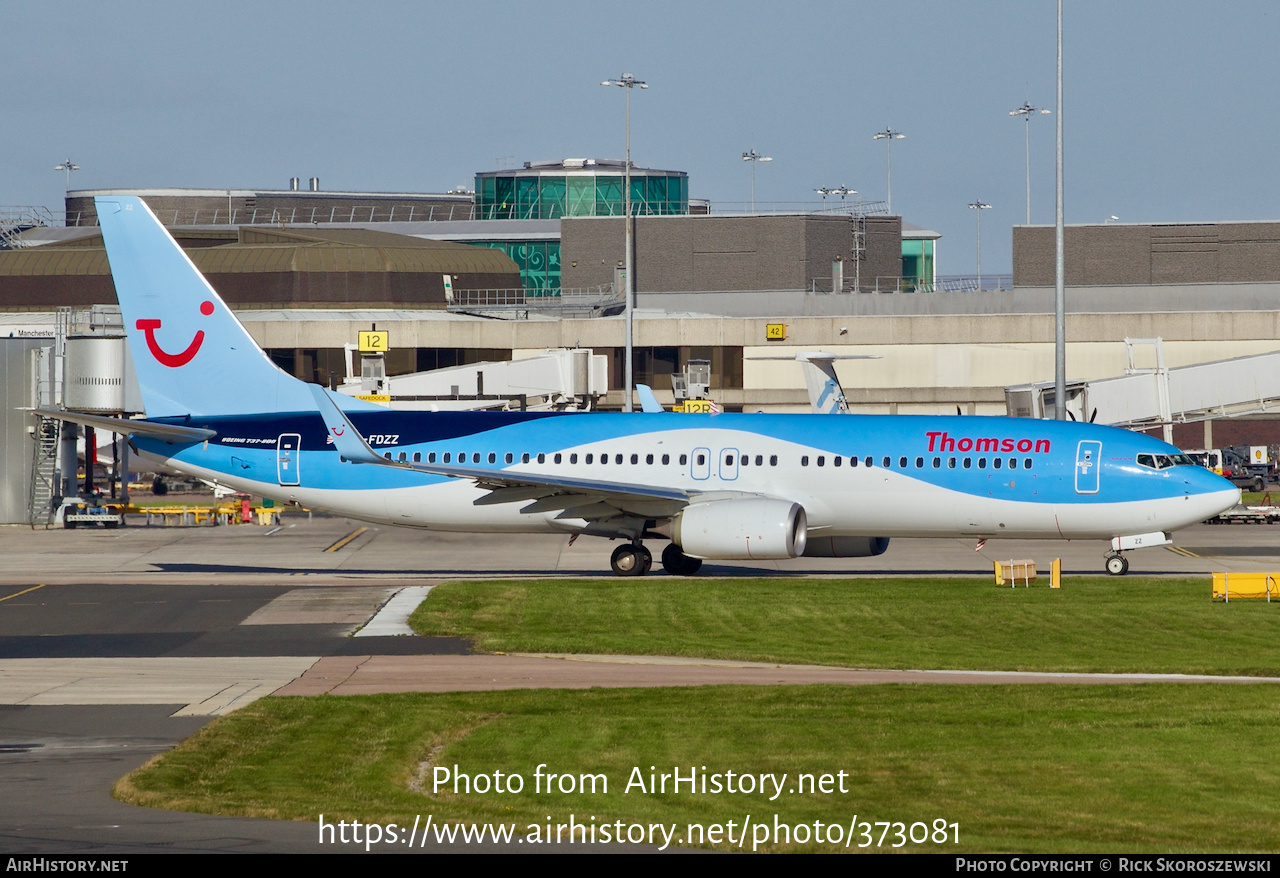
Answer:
[{"left": 39, "top": 196, "right": 1240, "bottom": 577}]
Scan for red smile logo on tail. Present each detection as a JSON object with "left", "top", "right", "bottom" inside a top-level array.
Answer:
[{"left": 136, "top": 301, "right": 214, "bottom": 367}]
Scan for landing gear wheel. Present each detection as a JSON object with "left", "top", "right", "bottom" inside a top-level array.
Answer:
[
  {"left": 1105, "top": 554, "right": 1129, "bottom": 576},
  {"left": 611, "top": 544, "right": 650, "bottom": 576},
  {"left": 661, "top": 543, "right": 703, "bottom": 576}
]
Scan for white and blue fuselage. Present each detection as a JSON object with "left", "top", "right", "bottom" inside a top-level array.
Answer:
[{"left": 79, "top": 195, "right": 1238, "bottom": 576}]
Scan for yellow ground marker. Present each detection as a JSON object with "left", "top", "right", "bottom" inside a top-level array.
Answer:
[
  {"left": 0, "top": 584, "right": 46, "bottom": 604},
  {"left": 324, "top": 527, "right": 368, "bottom": 553}
]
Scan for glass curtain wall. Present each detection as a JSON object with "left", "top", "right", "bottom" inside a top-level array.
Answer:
[{"left": 476, "top": 172, "right": 688, "bottom": 220}]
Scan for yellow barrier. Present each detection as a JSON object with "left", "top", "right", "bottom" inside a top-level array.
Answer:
[
  {"left": 1212, "top": 572, "right": 1278, "bottom": 601},
  {"left": 994, "top": 558, "right": 1063, "bottom": 588},
  {"left": 135, "top": 505, "right": 282, "bottom": 527},
  {"left": 995, "top": 559, "right": 1036, "bottom": 587}
]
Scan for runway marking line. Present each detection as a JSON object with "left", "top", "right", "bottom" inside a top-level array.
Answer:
[
  {"left": 0, "top": 584, "right": 46, "bottom": 604},
  {"left": 1166, "top": 546, "right": 1201, "bottom": 559},
  {"left": 324, "top": 527, "right": 368, "bottom": 553}
]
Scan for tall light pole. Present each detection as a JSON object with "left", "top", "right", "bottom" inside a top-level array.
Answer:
[
  {"left": 742, "top": 150, "right": 771, "bottom": 211},
  {"left": 54, "top": 158, "right": 80, "bottom": 189},
  {"left": 1054, "top": 0, "right": 1066, "bottom": 421},
  {"left": 602, "top": 73, "right": 647, "bottom": 412},
  {"left": 968, "top": 200, "right": 992, "bottom": 290},
  {"left": 1009, "top": 101, "right": 1050, "bottom": 225},
  {"left": 872, "top": 128, "right": 905, "bottom": 213}
]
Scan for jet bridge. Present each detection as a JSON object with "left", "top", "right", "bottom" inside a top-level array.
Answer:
[
  {"left": 336, "top": 348, "right": 608, "bottom": 412},
  {"left": 1005, "top": 338, "right": 1280, "bottom": 441}
]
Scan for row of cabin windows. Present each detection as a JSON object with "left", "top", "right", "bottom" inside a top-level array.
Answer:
[
  {"left": 380, "top": 450, "right": 1034, "bottom": 471},
  {"left": 799, "top": 454, "right": 1035, "bottom": 470}
]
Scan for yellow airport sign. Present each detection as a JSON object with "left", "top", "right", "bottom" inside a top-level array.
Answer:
[
  {"left": 358, "top": 330, "right": 390, "bottom": 353},
  {"left": 355, "top": 394, "right": 391, "bottom": 403},
  {"left": 765, "top": 323, "right": 786, "bottom": 340}
]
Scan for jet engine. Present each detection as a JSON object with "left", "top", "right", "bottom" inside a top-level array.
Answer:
[
  {"left": 801, "top": 536, "right": 891, "bottom": 557},
  {"left": 670, "top": 499, "right": 807, "bottom": 560}
]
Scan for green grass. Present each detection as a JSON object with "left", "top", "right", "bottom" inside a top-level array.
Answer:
[
  {"left": 409, "top": 577, "right": 1280, "bottom": 676},
  {"left": 116, "top": 685, "right": 1280, "bottom": 852}
]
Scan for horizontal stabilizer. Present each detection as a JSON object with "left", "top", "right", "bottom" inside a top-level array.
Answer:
[{"left": 28, "top": 407, "right": 215, "bottom": 443}]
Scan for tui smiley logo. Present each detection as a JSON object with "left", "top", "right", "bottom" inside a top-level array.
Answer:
[{"left": 136, "top": 301, "right": 214, "bottom": 367}]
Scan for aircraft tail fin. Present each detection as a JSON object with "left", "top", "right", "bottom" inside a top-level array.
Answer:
[{"left": 96, "top": 196, "right": 378, "bottom": 418}]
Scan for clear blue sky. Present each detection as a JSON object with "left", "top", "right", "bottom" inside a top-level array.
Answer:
[{"left": 5, "top": 1, "right": 1278, "bottom": 275}]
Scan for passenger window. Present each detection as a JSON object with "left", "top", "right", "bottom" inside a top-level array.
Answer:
[
  {"left": 472, "top": 453, "right": 480, "bottom": 464},
  {"left": 726, "top": 454, "right": 734, "bottom": 466},
  {"left": 915, "top": 456, "right": 923, "bottom": 468},
  {"left": 978, "top": 458, "right": 987, "bottom": 469},
  {"left": 522, "top": 453, "right": 530, "bottom": 464},
  {"left": 646, "top": 454, "right": 654, "bottom": 464},
  {"left": 993, "top": 458, "right": 1002, "bottom": 469},
  {"left": 601, "top": 454, "right": 608, "bottom": 464},
  {"left": 755, "top": 455, "right": 763, "bottom": 466},
  {"left": 505, "top": 452, "right": 513, "bottom": 464},
  {"left": 398, "top": 452, "right": 407, "bottom": 462},
  {"left": 1008, "top": 458, "right": 1016, "bottom": 469},
  {"left": 384, "top": 452, "right": 392, "bottom": 460},
  {"left": 1024, "top": 458, "right": 1032, "bottom": 469},
  {"left": 817, "top": 456, "right": 825, "bottom": 467},
  {"left": 413, "top": 452, "right": 421, "bottom": 463},
  {"left": 662, "top": 454, "right": 670, "bottom": 465},
  {"left": 615, "top": 454, "right": 623, "bottom": 465},
  {"left": 428, "top": 452, "right": 436, "bottom": 463},
  {"left": 537, "top": 453, "right": 546, "bottom": 464},
  {"left": 770, "top": 455, "right": 778, "bottom": 466},
  {"left": 554, "top": 453, "right": 562, "bottom": 464},
  {"left": 963, "top": 458, "right": 972, "bottom": 469},
  {"left": 680, "top": 454, "right": 689, "bottom": 465},
  {"left": 850, "top": 456, "right": 859, "bottom": 467},
  {"left": 949, "top": 457, "right": 957, "bottom": 469},
  {"left": 696, "top": 453, "right": 705, "bottom": 466},
  {"left": 741, "top": 455, "right": 749, "bottom": 466},
  {"left": 865, "top": 457, "right": 873, "bottom": 467},
  {"left": 631, "top": 453, "right": 639, "bottom": 464},
  {"left": 570, "top": 453, "right": 578, "bottom": 464},
  {"left": 488, "top": 452, "right": 496, "bottom": 464},
  {"left": 882, "top": 456, "right": 891, "bottom": 467},
  {"left": 899, "top": 456, "right": 908, "bottom": 468},
  {"left": 833, "top": 456, "right": 841, "bottom": 467},
  {"left": 932, "top": 457, "right": 940, "bottom": 468},
  {"left": 801, "top": 456, "right": 810, "bottom": 466},
  {"left": 443, "top": 452, "right": 452, "bottom": 463},
  {"left": 585, "top": 453, "right": 593, "bottom": 464}
]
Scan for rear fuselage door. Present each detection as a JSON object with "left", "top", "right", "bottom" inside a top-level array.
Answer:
[
  {"left": 277, "top": 433, "right": 302, "bottom": 486},
  {"left": 1075, "top": 440, "right": 1101, "bottom": 494}
]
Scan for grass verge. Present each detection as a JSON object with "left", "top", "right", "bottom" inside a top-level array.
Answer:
[
  {"left": 409, "top": 577, "right": 1280, "bottom": 676},
  {"left": 116, "top": 684, "right": 1280, "bottom": 853}
]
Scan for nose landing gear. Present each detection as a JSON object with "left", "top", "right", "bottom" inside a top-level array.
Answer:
[{"left": 1105, "top": 553, "right": 1130, "bottom": 576}]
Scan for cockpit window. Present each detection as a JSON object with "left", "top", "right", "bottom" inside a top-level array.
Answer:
[{"left": 1137, "top": 453, "right": 1196, "bottom": 470}]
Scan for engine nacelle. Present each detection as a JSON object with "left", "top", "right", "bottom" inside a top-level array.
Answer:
[
  {"left": 802, "top": 536, "right": 891, "bottom": 558},
  {"left": 671, "top": 499, "right": 807, "bottom": 560}
]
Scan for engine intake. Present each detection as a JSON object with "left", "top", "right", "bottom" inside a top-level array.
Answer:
[{"left": 672, "top": 499, "right": 807, "bottom": 560}]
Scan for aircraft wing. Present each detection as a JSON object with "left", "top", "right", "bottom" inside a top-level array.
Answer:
[
  {"left": 27, "top": 407, "right": 216, "bottom": 443},
  {"left": 307, "top": 385, "right": 693, "bottom": 522}
]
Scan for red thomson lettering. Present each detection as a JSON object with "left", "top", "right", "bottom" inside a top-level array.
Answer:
[{"left": 927, "top": 433, "right": 1051, "bottom": 454}]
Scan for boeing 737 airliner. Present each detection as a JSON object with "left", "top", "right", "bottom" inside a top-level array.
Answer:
[{"left": 43, "top": 196, "right": 1240, "bottom": 577}]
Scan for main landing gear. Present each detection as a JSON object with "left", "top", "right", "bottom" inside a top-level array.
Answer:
[
  {"left": 608, "top": 542, "right": 703, "bottom": 576},
  {"left": 1105, "top": 553, "right": 1130, "bottom": 576},
  {"left": 610, "top": 543, "right": 652, "bottom": 576}
]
